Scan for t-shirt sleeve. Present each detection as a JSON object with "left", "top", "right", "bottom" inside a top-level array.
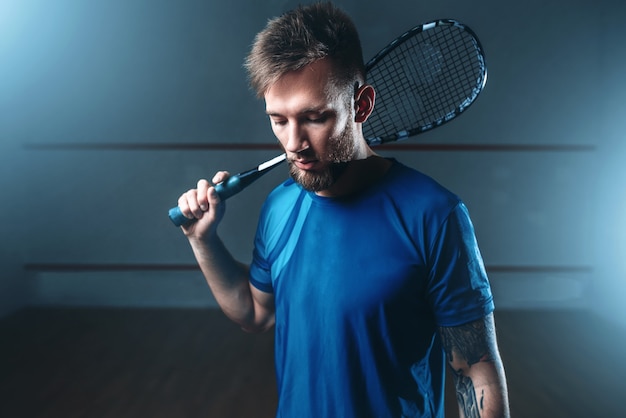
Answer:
[{"left": 427, "top": 202, "right": 494, "bottom": 326}]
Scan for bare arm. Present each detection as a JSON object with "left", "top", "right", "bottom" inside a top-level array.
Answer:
[
  {"left": 178, "top": 174, "right": 275, "bottom": 333},
  {"left": 439, "top": 313, "right": 510, "bottom": 418}
]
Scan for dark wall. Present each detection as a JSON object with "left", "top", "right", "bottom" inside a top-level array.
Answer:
[{"left": 1, "top": 0, "right": 624, "bottom": 324}]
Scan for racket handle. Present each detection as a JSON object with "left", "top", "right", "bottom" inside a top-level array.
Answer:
[
  {"left": 168, "top": 206, "right": 191, "bottom": 227},
  {"left": 167, "top": 175, "right": 245, "bottom": 227},
  {"left": 168, "top": 154, "right": 286, "bottom": 227}
]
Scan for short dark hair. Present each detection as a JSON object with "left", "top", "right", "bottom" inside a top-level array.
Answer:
[{"left": 244, "top": 2, "right": 366, "bottom": 97}]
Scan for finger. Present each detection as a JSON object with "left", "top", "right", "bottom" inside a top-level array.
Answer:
[
  {"left": 207, "top": 184, "right": 222, "bottom": 207},
  {"left": 212, "top": 171, "right": 231, "bottom": 185},
  {"left": 178, "top": 189, "right": 200, "bottom": 219},
  {"left": 196, "top": 179, "right": 211, "bottom": 211}
]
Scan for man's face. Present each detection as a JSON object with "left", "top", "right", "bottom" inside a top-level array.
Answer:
[{"left": 264, "top": 59, "right": 357, "bottom": 193}]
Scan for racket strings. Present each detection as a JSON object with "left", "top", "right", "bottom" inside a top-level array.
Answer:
[{"left": 363, "top": 23, "right": 485, "bottom": 144}]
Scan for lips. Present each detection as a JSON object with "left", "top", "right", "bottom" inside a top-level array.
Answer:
[{"left": 293, "top": 159, "right": 319, "bottom": 171}]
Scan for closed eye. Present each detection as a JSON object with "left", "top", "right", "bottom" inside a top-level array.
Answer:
[
  {"left": 302, "top": 110, "right": 334, "bottom": 124},
  {"left": 267, "top": 110, "right": 333, "bottom": 126},
  {"left": 269, "top": 117, "right": 287, "bottom": 126},
  {"left": 306, "top": 115, "right": 328, "bottom": 124}
]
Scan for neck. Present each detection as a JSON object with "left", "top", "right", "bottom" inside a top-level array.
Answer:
[{"left": 315, "top": 153, "right": 392, "bottom": 198}]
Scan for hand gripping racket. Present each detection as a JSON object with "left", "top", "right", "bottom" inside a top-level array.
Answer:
[{"left": 169, "top": 19, "right": 487, "bottom": 226}]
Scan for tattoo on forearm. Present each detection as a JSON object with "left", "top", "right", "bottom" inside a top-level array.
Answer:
[
  {"left": 440, "top": 316, "right": 497, "bottom": 418},
  {"left": 440, "top": 319, "right": 493, "bottom": 366},
  {"left": 455, "top": 372, "right": 480, "bottom": 417}
]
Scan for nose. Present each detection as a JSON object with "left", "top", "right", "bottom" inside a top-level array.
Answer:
[{"left": 284, "top": 122, "right": 309, "bottom": 154}]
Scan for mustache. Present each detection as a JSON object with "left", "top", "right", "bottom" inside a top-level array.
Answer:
[
  {"left": 276, "top": 140, "right": 312, "bottom": 158},
  {"left": 287, "top": 146, "right": 316, "bottom": 161}
]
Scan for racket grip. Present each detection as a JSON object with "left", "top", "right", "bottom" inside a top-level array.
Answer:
[
  {"left": 169, "top": 154, "right": 285, "bottom": 227},
  {"left": 168, "top": 206, "right": 191, "bottom": 227},
  {"left": 168, "top": 175, "right": 243, "bottom": 227}
]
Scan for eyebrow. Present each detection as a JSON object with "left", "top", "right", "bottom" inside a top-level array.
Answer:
[{"left": 265, "top": 106, "right": 330, "bottom": 117}]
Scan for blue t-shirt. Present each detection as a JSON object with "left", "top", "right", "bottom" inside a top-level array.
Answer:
[{"left": 250, "top": 160, "right": 494, "bottom": 418}]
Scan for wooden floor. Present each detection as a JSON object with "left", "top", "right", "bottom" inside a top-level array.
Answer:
[{"left": 0, "top": 308, "right": 624, "bottom": 418}]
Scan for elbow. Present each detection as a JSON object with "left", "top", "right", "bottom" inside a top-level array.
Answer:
[
  {"left": 240, "top": 316, "right": 275, "bottom": 334},
  {"left": 233, "top": 309, "right": 275, "bottom": 334}
]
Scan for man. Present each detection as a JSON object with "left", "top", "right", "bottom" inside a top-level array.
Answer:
[{"left": 177, "top": 2, "right": 509, "bottom": 417}]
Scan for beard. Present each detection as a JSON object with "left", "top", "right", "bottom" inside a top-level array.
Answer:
[
  {"left": 288, "top": 123, "right": 356, "bottom": 192},
  {"left": 289, "top": 160, "right": 348, "bottom": 192}
]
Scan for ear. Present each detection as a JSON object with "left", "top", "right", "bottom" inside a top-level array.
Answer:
[{"left": 354, "top": 84, "right": 375, "bottom": 123}]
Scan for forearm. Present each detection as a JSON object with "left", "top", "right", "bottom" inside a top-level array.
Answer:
[
  {"left": 177, "top": 180, "right": 273, "bottom": 332},
  {"left": 440, "top": 313, "right": 510, "bottom": 418},
  {"left": 188, "top": 235, "right": 261, "bottom": 330},
  {"left": 451, "top": 353, "right": 509, "bottom": 418}
]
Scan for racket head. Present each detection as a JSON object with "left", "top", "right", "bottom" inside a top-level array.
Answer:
[{"left": 363, "top": 19, "right": 487, "bottom": 145}]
